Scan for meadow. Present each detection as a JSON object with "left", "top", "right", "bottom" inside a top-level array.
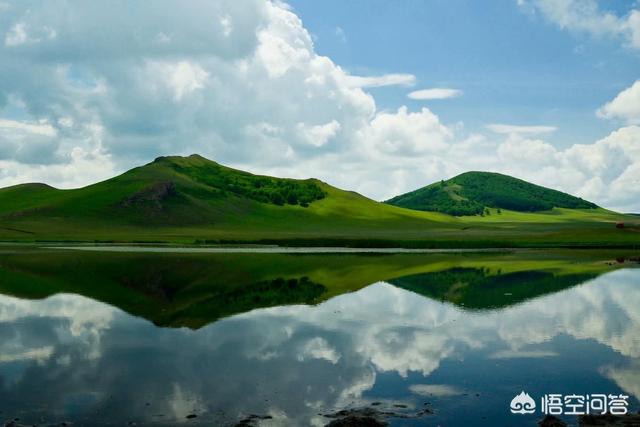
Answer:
[{"left": 0, "top": 155, "right": 638, "bottom": 248}]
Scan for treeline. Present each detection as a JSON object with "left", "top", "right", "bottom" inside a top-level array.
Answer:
[
  {"left": 387, "top": 172, "right": 597, "bottom": 216},
  {"left": 172, "top": 163, "right": 326, "bottom": 207},
  {"left": 454, "top": 172, "right": 597, "bottom": 212},
  {"left": 388, "top": 185, "right": 486, "bottom": 216}
]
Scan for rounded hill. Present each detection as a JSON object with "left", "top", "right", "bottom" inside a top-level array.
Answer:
[{"left": 385, "top": 171, "right": 598, "bottom": 216}]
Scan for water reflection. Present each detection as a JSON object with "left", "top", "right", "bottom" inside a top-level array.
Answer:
[{"left": 0, "top": 264, "right": 638, "bottom": 426}]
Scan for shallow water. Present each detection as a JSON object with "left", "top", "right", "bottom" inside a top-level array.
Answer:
[{"left": 0, "top": 249, "right": 638, "bottom": 426}]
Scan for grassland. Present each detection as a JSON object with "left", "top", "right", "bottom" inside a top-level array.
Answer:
[{"left": 0, "top": 155, "right": 638, "bottom": 247}]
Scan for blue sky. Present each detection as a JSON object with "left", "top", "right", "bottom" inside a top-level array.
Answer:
[
  {"left": 289, "top": 0, "right": 640, "bottom": 148},
  {"left": 0, "top": 0, "right": 639, "bottom": 210}
]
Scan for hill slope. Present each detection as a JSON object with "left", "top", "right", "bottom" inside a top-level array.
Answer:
[
  {"left": 0, "top": 154, "right": 329, "bottom": 224},
  {"left": 0, "top": 154, "right": 459, "bottom": 241},
  {"left": 385, "top": 171, "right": 597, "bottom": 216},
  {"left": 0, "top": 157, "right": 636, "bottom": 247}
]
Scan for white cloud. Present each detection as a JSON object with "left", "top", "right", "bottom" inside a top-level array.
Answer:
[
  {"left": 4, "top": 22, "right": 27, "bottom": 46},
  {"left": 154, "top": 60, "right": 210, "bottom": 101},
  {"left": 497, "top": 134, "right": 558, "bottom": 165},
  {"left": 4, "top": 21, "right": 56, "bottom": 46},
  {"left": 0, "top": 118, "right": 57, "bottom": 137},
  {"left": 219, "top": 14, "right": 233, "bottom": 38},
  {"left": 407, "top": 88, "right": 462, "bottom": 100},
  {"left": 603, "top": 362, "right": 640, "bottom": 401},
  {"left": 409, "top": 384, "right": 465, "bottom": 397},
  {"left": 345, "top": 73, "right": 416, "bottom": 88},
  {"left": 359, "top": 106, "right": 452, "bottom": 155},
  {"left": 0, "top": 345, "right": 53, "bottom": 363},
  {"left": 297, "top": 120, "right": 341, "bottom": 147},
  {"left": 0, "top": 0, "right": 639, "bottom": 211},
  {"left": 627, "top": 10, "right": 640, "bottom": 49},
  {"left": 298, "top": 337, "right": 341, "bottom": 364},
  {"left": 0, "top": 134, "right": 115, "bottom": 188},
  {"left": 518, "top": 0, "right": 640, "bottom": 49},
  {"left": 488, "top": 349, "right": 557, "bottom": 359},
  {"left": 486, "top": 123, "right": 557, "bottom": 134},
  {"left": 597, "top": 80, "right": 640, "bottom": 124}
]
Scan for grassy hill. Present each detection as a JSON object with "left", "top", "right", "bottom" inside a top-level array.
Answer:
[
  {"left": 0, "top": 155, "right": 638, "bottom": 247},
  {"left": 0, "top": 154, "right": 328, "bottom": 224},
  {"left": 386, "top": 171, "right": 597, "bottom": 216}
]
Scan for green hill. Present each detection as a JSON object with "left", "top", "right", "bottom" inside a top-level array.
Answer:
[
  {"left": 0, "top": 154, "right": 459, "bottom": 241},
  {"left": 0, "top": 156, "right": 637, "bottom": 247},
  {"left": 0, "top": 154, "right": 328, "bottom": 224},
  {"left": 385, "top": 171, "right": 597, "bottom": 216}
]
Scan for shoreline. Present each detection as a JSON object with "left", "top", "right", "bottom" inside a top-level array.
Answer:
[
  {"left": 44, "top": 245, "right": 518, "bottom": 254},
  {"left": 0, "top": 241, "right": 640, "bottom": 252}
]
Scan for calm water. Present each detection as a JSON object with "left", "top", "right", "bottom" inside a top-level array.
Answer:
[{"left": 0, "top": 248, "right": 639, "bottom": 426}]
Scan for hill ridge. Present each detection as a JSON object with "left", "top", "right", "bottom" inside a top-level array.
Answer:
[
  {"left": 385, "top": 171, "right": 597, "bottom": 216},
  {"left": 0, "top": 154, "right": 635, "bottom": 247}
]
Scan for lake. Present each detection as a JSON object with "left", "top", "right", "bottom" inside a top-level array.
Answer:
[{"left": 0, "top": 247, "right": 638, "bottom": 426}]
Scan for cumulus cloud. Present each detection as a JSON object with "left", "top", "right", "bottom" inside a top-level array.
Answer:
[
  {"left": 297, "top": 120, "right": 341, "bottom": 148},
  {"left": 0, "top": 0, "right": 639, "bottom": 211},
  {"left": 407, "top": 88, "right": 462, "bottom": 100},
  {"left": 0, "top": 0, "right": 378, "bottom": 185},
  {"left": 597, "top": 80, "right": 640, "bottom": 124},
  {"left": 518, "top": 0, "right": 640, "bottom": 50},
  {"left": 359, "top": 106, "right": 452, "bottom": 155}
]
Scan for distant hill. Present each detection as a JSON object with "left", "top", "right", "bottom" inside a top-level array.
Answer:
[
  {"left": 0, "top": 156, "right": 635, "bottom": 247},
  {"left": 0, "top": 154, "right": 457, "bottom": 240},
  {"left": 385, "top": 171, "right": 598, "bottom": 216},
  {"left": 0, "top": 154, "right": 330, "bottom": 225}
]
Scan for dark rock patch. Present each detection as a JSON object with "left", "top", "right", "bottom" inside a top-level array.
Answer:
[
  {"left": 232, "top": 414, "right": 273, "bottom": 426},
  {"left": 322, "top": 405, "right": 433, "bottom": 427},
  {"left": 119, "top": 181, "right": 177, "bottom": 211},
  {"left": 323, "top": 409, "right": 388, "bottom": 427}
]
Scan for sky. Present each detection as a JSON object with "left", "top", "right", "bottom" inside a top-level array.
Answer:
[{"left": 0, "top": 0, "right": 639, "bottom": 211}]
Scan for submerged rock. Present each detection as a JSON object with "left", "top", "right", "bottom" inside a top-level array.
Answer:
[
  {"left": 325, "top": 416, "right": 388, "bottom": 427},
  {"left": 232, "top": 414, "right": 273, "bottom": 427},
  {"left": 322, "top": 404, "right": 434, "bottom": 427},
  {"left": 323, "top": 409, "right": 388, "bottom": 427}
]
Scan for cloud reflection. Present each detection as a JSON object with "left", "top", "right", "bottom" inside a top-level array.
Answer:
[{"left": 0, "top": 269, "right": 638, "bottom": 425}]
